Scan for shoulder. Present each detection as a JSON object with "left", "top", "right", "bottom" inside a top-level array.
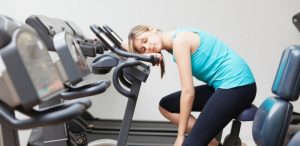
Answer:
[
  {"left": 173, "top": 31, "right": 199, "bottom": 50},
  {"left": 173, "top": 32, "right": 194, "bottom": 46}
]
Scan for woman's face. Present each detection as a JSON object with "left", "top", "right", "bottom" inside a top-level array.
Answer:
[{"left": 133, "top": 30, "right": 163, "bottom": 54}]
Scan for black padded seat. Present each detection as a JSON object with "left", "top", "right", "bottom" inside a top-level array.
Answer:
[{"left": 236, "top": 104, "right": 257, "bottom": 121}]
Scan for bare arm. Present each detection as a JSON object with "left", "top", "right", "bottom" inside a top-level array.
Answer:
[{"left": 173, "top": 33, "right": 195, "bottom": 139}]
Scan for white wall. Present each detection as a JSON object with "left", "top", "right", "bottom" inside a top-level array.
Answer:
[{"left": 1, "top": 0, "right": 300, "bottom": 145}]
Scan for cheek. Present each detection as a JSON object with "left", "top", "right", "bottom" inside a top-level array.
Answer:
[
  {"left": 156, "top": 37, "right": 163, "bottom": 48},
  {"left": 133, "top": 40, "right": 141, "bottom": 50},
  {"left": 153, "top": 36, "right": 161, "bottom": 44}
]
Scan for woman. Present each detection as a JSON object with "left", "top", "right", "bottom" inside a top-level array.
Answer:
[{"left": 126, "top": 25, "right": 256, "bottom": 146}]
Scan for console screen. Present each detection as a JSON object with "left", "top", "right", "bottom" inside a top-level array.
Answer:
[
  {"left": 66, "top": 34, "right": 90, "bottom": 78},
  {"left": 17, "top": 31, "right": 64, "bottom": 98}
]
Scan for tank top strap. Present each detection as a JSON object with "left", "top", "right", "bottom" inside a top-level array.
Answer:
[{"left": 172, "top": 27, "right": 202, "bottom": 40}]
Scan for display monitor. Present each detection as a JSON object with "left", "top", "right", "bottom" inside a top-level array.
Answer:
[
  {"left": 65, "top": 33, "right": 90, "bottom": 78},
  {"left": 17, "top": 31, "right": 64, "bottom": 98}
]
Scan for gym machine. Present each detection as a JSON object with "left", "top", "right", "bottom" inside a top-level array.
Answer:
[
  {"left": 0, "top": 16, "right": 92, "bottom": 146},
  {"left": 26, "top": 15, "right": 107, "bottom": 57},
  {"left": 0, "top": 15, "right": 112, "bottom": 146}
]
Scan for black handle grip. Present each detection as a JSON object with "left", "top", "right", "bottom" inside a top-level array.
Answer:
[
  {"left": 0, "top": 98, "right": 91, "bottom": 129},
  {"left": 119, "top": 70, "right": 132, "bottom": 89},
  {"left": 150, "top": 55, "right": 160, "bottom": 66},
  {"left": 113, "top": 58, "right": 141, "bottom": 98},
  {"left": 60, "top": 80, "right": 111, "bottom": 100},
  {"left": 102, "top": 25, "right": 123, "bottom": 48},
  {"left": 114, "top": 48, "right": 160, "bottom": 66}
]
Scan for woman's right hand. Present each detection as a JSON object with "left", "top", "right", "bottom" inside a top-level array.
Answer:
[{"left": 143, "top": 52, "right": 163, "bottom": 66}]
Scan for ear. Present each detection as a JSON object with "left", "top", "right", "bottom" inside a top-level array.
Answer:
[{"left": 121, "top": 40, "right": 129, "bottom": 51}]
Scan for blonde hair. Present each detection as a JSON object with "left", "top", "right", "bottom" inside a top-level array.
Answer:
[{"left": 128, "top": 25, "right": 165, "bottom": 78}]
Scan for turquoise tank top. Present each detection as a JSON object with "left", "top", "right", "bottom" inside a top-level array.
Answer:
[{"left": 172, "top": 28, "right": 255, "bottom": 89}]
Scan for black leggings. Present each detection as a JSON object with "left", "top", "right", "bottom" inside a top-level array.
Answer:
[{"left": 159, "top": 83, "right": 256, "bottom": 146}]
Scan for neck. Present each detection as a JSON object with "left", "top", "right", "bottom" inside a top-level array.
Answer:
[{"left": 160, "top": 31, "right": 173, "bottom": 52}]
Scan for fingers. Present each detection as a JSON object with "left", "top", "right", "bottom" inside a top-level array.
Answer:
[
  {"left": 150, "top": 53, "right": 163, "bottom": 66},
  {"left": 129, "top": 52, "right": 163, "bottom": 66}
]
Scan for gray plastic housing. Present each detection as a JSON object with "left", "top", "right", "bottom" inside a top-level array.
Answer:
[{"left": 0, "top": 28, "right": 64, "bottom": 110}]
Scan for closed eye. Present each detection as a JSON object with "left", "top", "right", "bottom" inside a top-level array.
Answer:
[{"left": 142, "top": 38, "right": 147, "bottom": 43}]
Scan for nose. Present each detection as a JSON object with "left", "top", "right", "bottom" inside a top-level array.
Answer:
[{"left": 142, "top": 43, "right": 150, "bottom": 51}]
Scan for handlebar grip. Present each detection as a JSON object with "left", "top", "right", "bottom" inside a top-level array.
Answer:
[
  {"left": 60, "top": 80, "right": 111, "bottom": 100},
  {"left": 0, "top": 98, "right": 91, "bottom": 129},
  {"left": 150, "top": 55, "right": 160, "bottom": 66},
  {"left": 102, "top": 25, "right": 123, "bottom": 47},
  {"left": 119, "top": 70, "right": 132, "bottom": 88},
  {"left": 113, "top": 58, "right": 141, "bottom": 98}
]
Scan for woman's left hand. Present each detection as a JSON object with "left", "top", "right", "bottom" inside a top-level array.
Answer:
[
  {"left": 174, "top": 135, "right": 185, "bottom": 146},
  {"left": 143, "top": 52, "right": 163, "bottom": 66}
]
